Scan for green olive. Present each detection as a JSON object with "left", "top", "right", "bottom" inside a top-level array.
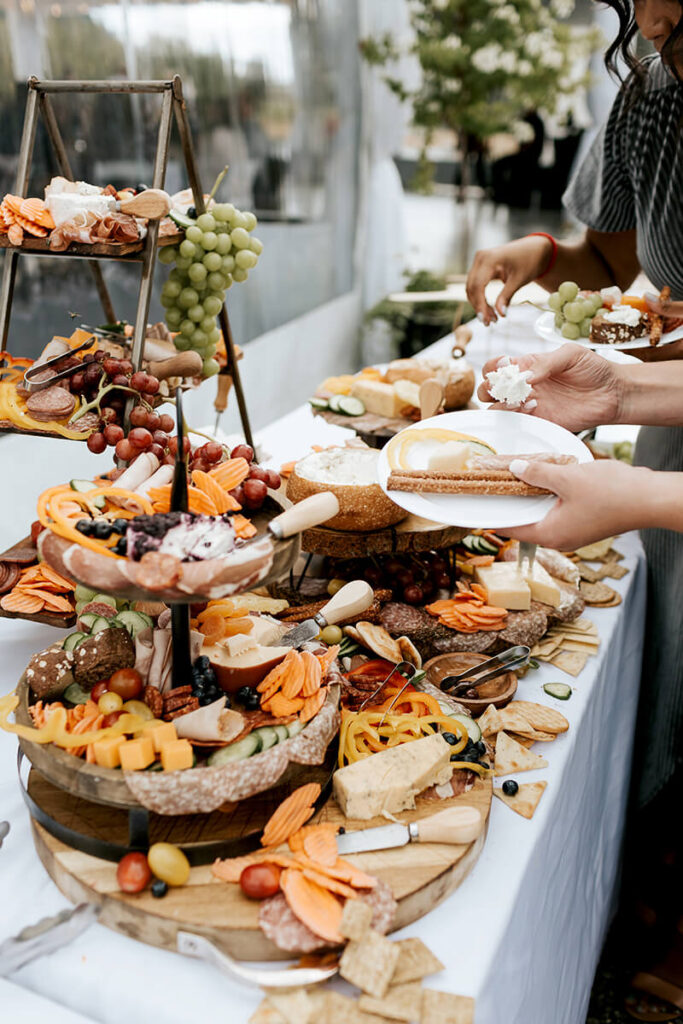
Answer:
[
  {"left": 320, "top": 625, "right": 343, "bottom": 645},
  {"left": 327, "top": 578, "right": 346, "bottom": 596}
]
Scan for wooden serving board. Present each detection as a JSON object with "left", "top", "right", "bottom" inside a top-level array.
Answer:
[
  {"left": 301, "top": 515, "right": 467, "bottom": 558},
  {"left": 28, "top": 768, "right": 491, "bottom": 961},
  {"left": 0, "top": 535, "right": 76, "bottom": 627},
  {"left": 0, "top": 235, "right": 145, "bottom": 259}
]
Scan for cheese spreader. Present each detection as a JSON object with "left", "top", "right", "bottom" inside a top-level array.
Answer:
[
  {"left": 281, "top": 578, "right": 375, "bottom": 648},
  {"left": 335, "top": 806, "right": 483, "bottom": 855}
]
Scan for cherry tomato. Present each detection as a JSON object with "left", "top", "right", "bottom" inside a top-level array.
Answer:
[
  {"left": 108, "top": 668, "right": 143, "bottom": 701},
  {"left": 91, "top": 680, "right": 109, "bottom": 702},
  {"left": 239, "top": 863, "right": 281, "bottom": 900},
  {"left": 147, "top": 842, "right": 190, "bottom": 887},
  {"left": 117, "top": 852, "right": 152, "bottom": 893}
]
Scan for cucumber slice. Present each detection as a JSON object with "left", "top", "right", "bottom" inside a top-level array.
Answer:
[
  {"left": 207, "top": 733, "right": 260, "bottom": 765},
  {"left": 63, "top": 631, "right": 89, "bottom": 652},
  {"left": 286, "top": 720, "right": 304, "bottom": 739},
  {"left": 336, "top": 396, "right": 365, "bottom": 417},
  {"left": 169, "top": 210, "right": 195, "bottom": 230},
  {"left": 309, "top": 397, "right": 329, "bottom": 411},
  {"left": 462, "top": 534, "right": 498, "bottom": 556},
  {"left": 91, "top": 593, "right": 118, "bottom": 609},
  {"left": 543, "top": 682, "right": 572, "bottom": 701},
  {"left": 69, "top": 479, "right": 105, "bottom": 510},
  {"left": 74, "top": 584, "right": 98, "bottom": 604},
  {"left": 253, "top": 726, "right": 279, "bottom": 750},
  {"left": 448, "top": 713, "right": 482, "bottom": 744},
  {"left": 327, "top": 394, "right": 346, "bottom": 414},
  {"left": 114, "top": 610, "right": 154, "bottom": 637},
  {"left": 77, "top": 613, "right": 98, "bottom": 632},
  {"left": 273, "top": 725, "right": 289, "bottom": 742},
  {"left": 63, "top": 682, "right": 92, "bottom": 705},
  {"left": 90, "top": 616, "right": 112, "bottom": 635}
]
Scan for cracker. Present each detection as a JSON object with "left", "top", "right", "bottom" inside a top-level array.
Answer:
[
  {"left": 579, "top": 580, "right": 618, "bottom": 604},
  {"left": 573, "top": 537, "right": 615, "bottom": 561},
  {"left": 356, "top": 622, "right": 402, "bottom": 663},
  {"left": 476, "top": 704, "right": 501, "bottom": 736},
  {"left": 494, "top": 732, "right": 548, "bottom": 776},
  {"left": 339, "top": 930, "right": 401, "bottom": 999},
  {"left": 320, "top": 992, "right": 364, "bottom": 1024},
  {"left": 495, "top": 707, "right": 540, "bottom": 738},
  {"left": 248, "top": 1000, "right": 287, "bottom": 1024},
  {"left": 509, "top": 701, "right": 569, "bottom": 734},
  {"left": 590, "top": 593, "right": 623, "bottom": 608},
  {"left": 359, "top": 982, "right": 423, "bottom": 1021},
  {"left": 391, "top": 937, "right": 445, "bottom": 985},
  {"left": 576, "top": 562, "right": 602, "bottom": 582},
  {"left": 421, "top": 989, "right": 476, "bottom": 1024},
  {"left": 493, "top": 780, "right": 547, "bottom": 819},
  {"left": 340, "top": 897, "right": 374, "bottom": 941},
  {"left": 266, "top": 991, "right": 314, "bottom": 1024},
  {"left": 560, "top": 639, "right": 599, "bottom": 653},
  {"left": 550, "top": 650, "right": 588, "bottom": 676},
  {"left": 507, "top": 732, "right": 536, "bottom": 749},
  {"left": 603, "top": 562, "right": 628, "bottom": 580}
]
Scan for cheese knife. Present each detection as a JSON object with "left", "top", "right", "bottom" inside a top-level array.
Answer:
[
  {"left": 335, "top": 806, "right": 483, "bottom": 856},
  {"left": 0, "top": 904, "right": 99, "bottom": 976},
  {"left": 280, "top": 579, "right": 375, "bottom": 648},
  {"left": 517, "top": 540, "right": 537, "bottom": 573}
]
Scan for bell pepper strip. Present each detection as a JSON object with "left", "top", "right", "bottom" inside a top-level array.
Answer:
[
  {"left": 0, "top": 693, "right": 147, "bottom": 748},
  {"left": 0, "top": 383, "right": 89, "bottom": 440},
  {"left": 338, "top": 708, "right": 468, "bottom": 766},
  {"left": 38, "top": 485, "right": 153, "bottom": 558}
]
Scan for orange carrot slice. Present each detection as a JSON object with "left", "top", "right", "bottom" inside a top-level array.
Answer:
[
  {"left": 302, "top": 825, "right": 339, "bottom": 868},
  {"left": 316, "top": 645, "right": 340, "bottom": 674},
  {"left": 261, "top": 782, "right": 321, "bottom": 848},
  {"left": 300, "top": 687, "right": 327, "bottom": 724},
  {"left": 231, "top": 514, "right": 257, "bottom": 539},
  {"left": 280, "top": 651, "right": 305, "bottom": 699},
  {"left": 301, "top": 651, "right": 322, "bottom": 697},
  {"left": 279, "top": 868, "right": 343, "bottom": 944},
  {"left": 301, "top": 866, "right": 357, "bottom": 899},
  {"left": 292, "top": 853, "right": 377, "bottom": 889},
  {"left": 288, "top": 822, "right": 337, "bottom": 854},
  {"left": 267, "top": 693, "right": 305, "bottom": 717},
  {"left": 209, "top": 457, "right": 250, "bottom": 491}
]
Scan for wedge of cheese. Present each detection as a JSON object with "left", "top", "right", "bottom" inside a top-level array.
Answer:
[
  {"left": 474, "top": 563, "right": 531, "bottom": 610},
  {"left": 333, "top": 733, "right": 453, "bottom": 820},
  {"left": 350, "top": 379, "right": 402, "bottom": 418},
  {"left": 524, "top": 561, "right": 562, "bottom": 607}
]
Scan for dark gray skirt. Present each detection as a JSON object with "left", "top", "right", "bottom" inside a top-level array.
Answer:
[{"left": 632, "top": 425, "right": 683, "bottom": 806}]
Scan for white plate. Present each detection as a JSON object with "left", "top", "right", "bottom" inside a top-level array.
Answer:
[
  {"left": 534, "top": 310, "right": 683, "bottom": 351},
  {"left": 377, "top": 410, "right": 593, "bottom": 529}
]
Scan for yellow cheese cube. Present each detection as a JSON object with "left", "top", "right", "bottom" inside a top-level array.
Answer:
[
  {"left": 474, "top": 563, "right": 531, "bottom": 610},
  {"left": 349, "top": 379, "right": 402, "bottom": 418},
  {"left": 160, "top": 739, "right": 194, "bottom": 772},
  {"left": 119, "top": 736, "right": 156, "bottom": 771},
  {"left": 140, "top": 720, "right": 178, "bottom": 752},
  {"left": 92, "top": 735, "right": 126, "bottom": 769}
]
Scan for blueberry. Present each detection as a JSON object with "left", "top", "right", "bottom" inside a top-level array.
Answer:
[
  {"left": 476, "top": 740, "right": 486, "bottom": 756},
  {"left": 76, "top": 519, "right": 93, "bottom": 535},
  {"left": 93, "top": 521, "right": 113, "bottom": 539},
  {"left": 236, "top": 686, "right": 252, "bottom": 702},
  {"left": 151, "top": 879, "right": 168, "bottom": 898},
  {"left": 204, "top": 667, "right": 217, "bottom": 686},
  {"left": 113, "top": 538, "right": 128, "bottom": 556},
  {"left": 442, "top": 732, "right": 457, "bottom": 746},
  {"left": 194, "top": 656, "right": 211, "bottom": 672},
  {"left": 502, "top": 779, "right": 518, "bottom": 796},
  {"left": 112, "top": 518, "right": 128, "bottom": 534},
  {"left": 242, "top": 691, "right": 261, "bottom": 710},
  {"left": 199, "top": 695, "right": 214, "bottom": 706},
  {"left": 136, "top": 183, "right": 148, "bottom": 193}
]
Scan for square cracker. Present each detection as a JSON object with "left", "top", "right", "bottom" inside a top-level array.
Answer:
[
  {"left": 494, "top": 732, "right": 548, "bottom": 776},
  {"left": 340, "top": 929, "right": 401, "bottom": 999},
  {"left": 493, "top": 781, "right": 547, "bottom": 819},
  {"left": 421, "top": 989, "right": 475, "bottom": 1024},
  {"left": 391, "top": 937, "right": 445, "bottom": 985},
  {"left": 266, "top": 991, "right": 313, "bottom": 1024},
  {"left": 340, "top": 897, "right": 374, "bottom": 942},
  {"left": 320, "top": 993, "right": 364, "bottom": 1024},
  {"left": 248, "top": 1000, "right": 287, "bottom": 1024},
  {"left": 359, "top": 982, "right": 423, "bottom": 1022}
]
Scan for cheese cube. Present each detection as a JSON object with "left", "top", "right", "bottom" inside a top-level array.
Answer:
[
  {"left": 349, "top": 379, "right": 402, "bottom": 418},
  {"left": 474, "top": 563, "right": 531, "bottom": 610},
  {"left": 428, "top": 441, "right": 475, "bottom": 473},
  {"left": 140, "top": 720, "right": 178, "bottom": 752},
  {"left": 524, "top": 562, "right": 562, "bottom": 608},
  {"left": 92, "top": 735, "right": 126, "bottom": 769},
  {"left": 119, "top": 736, "right": 156, "bottom": 771},
  {"left": 222, "top": 633, "right": 259, "bottom": 658},
  {"left": 333, "top": 734, "right": 453, "bottom": 820},
  {"left": 160, "top": 738, "right": 194, "bottom": 772}
]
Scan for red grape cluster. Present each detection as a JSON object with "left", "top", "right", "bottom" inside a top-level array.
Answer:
[
  {"left": 78, "top": 355, "right": 165, "bottom": 456},
  {"left": 224, "top": 444, "right": 281, "bottom": 511},
  {"left": 330, "top": 551, "right": 452, "bottom": 605}
]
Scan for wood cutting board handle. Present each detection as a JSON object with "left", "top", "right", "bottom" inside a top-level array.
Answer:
[
  {"left": 118, "top": 189, "right": 171, "bottom": 220},
  {"left": 415, "top": 806, "right": 482, "bottom": 845},
  {"left": 318, "top": 579, "right": 374, "bottom": 625}
]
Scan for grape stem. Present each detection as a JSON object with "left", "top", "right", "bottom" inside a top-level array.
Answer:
[
  {"left": 208, "top": 165, "right": 229, "bottom": 202},
  {"left": 70, "top": 378, "right": 145, "bottom": 423}
]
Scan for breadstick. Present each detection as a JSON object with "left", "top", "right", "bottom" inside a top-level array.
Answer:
[{"left": 650, "top": 285, "right": 670, "bottom": 347}]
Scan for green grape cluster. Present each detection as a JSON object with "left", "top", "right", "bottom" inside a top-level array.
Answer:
[
  {"left": 157, "top": 204, "right": 263, "bottom": 378},
  {"left": 547, "top": 282, "right": 607, "bottom": 340}
]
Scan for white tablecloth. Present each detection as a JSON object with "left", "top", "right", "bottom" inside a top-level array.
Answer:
[{"left": 0, "top": 312, "right": 647, "bottom": 1024}]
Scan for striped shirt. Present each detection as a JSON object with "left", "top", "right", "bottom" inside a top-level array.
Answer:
[{"left": 563, "top": 55, "right": 683, "bottom": 300}]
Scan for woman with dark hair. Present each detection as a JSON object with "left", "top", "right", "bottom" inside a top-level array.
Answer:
[{"left": 466, "top": 2, "right": 683, "bottom": 1019}]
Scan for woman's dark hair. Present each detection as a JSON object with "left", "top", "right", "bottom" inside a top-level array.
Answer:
[{"left": 599, "top": 0, "right": 683, "bottom": 83}]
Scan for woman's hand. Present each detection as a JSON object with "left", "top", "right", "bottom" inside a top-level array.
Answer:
[
  {"left": 466, "top": 236, "right": 553, "bottom": 325},
  {"left": 477, "top": 344, "right": 623, "bottom": 432},
  {"left": 500, "top": 460, "right": 654, "bottom": 549}
]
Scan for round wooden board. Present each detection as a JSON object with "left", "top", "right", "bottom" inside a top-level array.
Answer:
[
  {"left": 28, "top": 769, "right": 491, "bottom": 961},
  {"left": 301, "top": 516, "right": 467, "bottom": 558}
]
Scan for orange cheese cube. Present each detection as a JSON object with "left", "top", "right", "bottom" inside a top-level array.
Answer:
[
  {"left": 92, "top": 735, "right": 126, "bottom": 769},
  {"left": 160, "top": 739, "right": 194, "bottom": 772},
  {"left": 140, "top": 720, "right": 178, "bottom": 752},
  {"left": 119, "top": 736, "right": 156, "bottom": 771}
]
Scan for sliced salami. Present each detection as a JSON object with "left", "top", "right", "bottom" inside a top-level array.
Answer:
[
  {"left": 259, "top": 892, "right": 334, "bottom": 953},
  {"left": 0, "top": 562, "right": 21, "bottom": 594},
  {"left": 492, "top": 602, "right": 548, "bottom": 650},
  {"left": 26, "top": 385, "right": 75, "bottom": 422}
]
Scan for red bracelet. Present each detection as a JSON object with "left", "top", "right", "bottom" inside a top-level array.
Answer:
[{"left": 527, "top": 232, "right": 558, "bottom": 279}]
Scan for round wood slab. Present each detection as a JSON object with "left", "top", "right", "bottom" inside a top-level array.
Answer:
[
  {"left": 28, "top": 768, "right": 491, "bottom": 961},
  {"left": 301, "top": 515, "right": 467, "bottom": 558}
]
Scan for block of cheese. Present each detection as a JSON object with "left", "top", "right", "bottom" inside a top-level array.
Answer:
[
  {"left": 428, "top": 441, "right": 476, "bottom": 473},
  {"left": 160, "top": 738, "right": 194, "bottom": 772},
  {"left": 222, "top": 633, "right": 260, "bottom": 658},
  {"left": 474, "top": 563, "right": 531, "bottom": 610},
  {"left": 350, "top": 379, "right": 402, "bottom": 418},
  {"left": 141, "top": 719, "right": 178, "bottom": 752},
  {"left": 524, "top": 561, "right": 562, "bottom": 607},
  {"left": 119, "top": 735, "right": 156, "bottom": 771},
  {"left": 92, "top": 735, "right": 126, "bottom": 769},
  {"left": 333, "top": 733, "right": 453, "bottom": 820}
]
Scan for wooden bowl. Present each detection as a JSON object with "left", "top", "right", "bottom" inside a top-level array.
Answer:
[{"left": 423, "top": 652, "right": 517, "bottom": 714}]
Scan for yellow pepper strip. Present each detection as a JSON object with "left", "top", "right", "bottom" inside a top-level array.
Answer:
[
  {"left": 0, "top": 693, "right": 147, "bottom": 748},
  {"left": 451, "top": 761, "right": 492, "bottom": 778},
  {"left": 339, "top": 709, "right": 469, "bottom": 765},
  {"left": 38, "top": 486, "right": 153, "bottom": 559}
]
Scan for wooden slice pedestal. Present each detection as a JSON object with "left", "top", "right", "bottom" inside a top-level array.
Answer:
[
  {"left": 26, "top": 766, "right": 491, "bottom": 961},
  {"left": 301, "top": 515, "right": 467, "bottom": 559}
]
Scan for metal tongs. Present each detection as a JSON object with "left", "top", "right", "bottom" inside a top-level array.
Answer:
[
  {"left": 358, "top": 660, "right": 419, "bottom": 722},
  {"left": 440, "top": 645, "right": 530, "bottom": 697},
  {"left": 22, "top": 333, "right": 97, "bottom": 393}
]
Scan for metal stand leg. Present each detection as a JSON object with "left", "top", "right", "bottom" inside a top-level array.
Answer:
[{"left": 128, "top": 807, "right": 150, "bottom": 851}]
